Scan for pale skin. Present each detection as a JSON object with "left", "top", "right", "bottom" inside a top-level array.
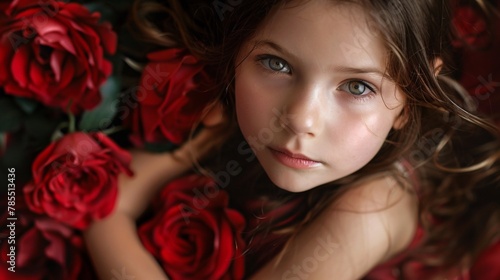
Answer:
[
  {"left": 234, "top": 0, "right": 407, "bottom": 192},
  {"left": 84, "top": 1, "right": 421, "bottom": 279},
  {"left": 83, "top": 126, "right": 227, "bottom": 280}
]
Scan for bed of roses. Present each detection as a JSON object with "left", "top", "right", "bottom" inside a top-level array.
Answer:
[{"left": 0, "top": 0, "right": 244, "bottom": 279}]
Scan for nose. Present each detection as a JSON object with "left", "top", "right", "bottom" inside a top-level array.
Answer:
[{"left": 279, "top": 84, "right": 324, "bottom": 137}]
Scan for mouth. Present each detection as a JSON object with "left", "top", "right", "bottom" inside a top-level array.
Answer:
[{"left": 268, "top": 147, "right": 322, "bottom": 169}]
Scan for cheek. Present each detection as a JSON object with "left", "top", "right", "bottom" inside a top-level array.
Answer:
[
  {"left": 234, "top": 72, "right": 269, "bottom": 138},
  {"left": 326, "top": 112, "right": 395, "bottom": 166},
  {"left": 361, "top": 111, "right": 398, "bottom": 139}
]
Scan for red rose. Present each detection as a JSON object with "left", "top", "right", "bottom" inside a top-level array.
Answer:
[
  {"left": 139, "top": 174, "right": 246, "bottom": 280},
  {"left": 0, "top": 0, "right": 117, "bottom": 114},
  {"left": 24, "top": 132, "right": 133, "bottom": 230},
  {"left": 128, "top": 48, "right": 216, "bottom": 146},
  {"left": 0, "top": 196, "right": 94, "bottom": 280},
  {"left": 452, "top": 5, "right": 490, "bottom": 48}
]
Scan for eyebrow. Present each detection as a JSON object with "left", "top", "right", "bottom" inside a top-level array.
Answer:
[
  {"left": 251, "top": 39, "right": 393, "bottom": 81},
  {"left": 333, "top": 66, "right": 393, "bottom": 81},
  {"left": 252, "top": 40, "right": 298, "bottom": 60}
]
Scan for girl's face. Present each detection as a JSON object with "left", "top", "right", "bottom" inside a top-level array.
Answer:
[{"left": 234, "top": 0, "right": 406, "bottom": 192}]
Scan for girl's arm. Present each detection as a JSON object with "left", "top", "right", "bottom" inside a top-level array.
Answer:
[
  {"left": 84, "top": 124, "right": 227, "bottom": 280},
  {"left": 116, "top": 102, "right": 228, "bottom": 220},
  {"left": 83, "top": 150, "right": 189, "bottom": 280},
  {"left": 250, "top": 175, "right": 419, "bottom": 280},
  {"left": 83, "top": 211, "right": 169, "bottom": 280}
]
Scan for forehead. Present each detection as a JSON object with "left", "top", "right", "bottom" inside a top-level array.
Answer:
[{"left": 247, "top": 0, "right": 387, "bottom": 71}]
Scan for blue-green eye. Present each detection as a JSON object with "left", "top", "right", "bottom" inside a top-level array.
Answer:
[
  {"left": 340, "top": 80, "right": 375, "bottom": 96},
  {"left": 258, "top": 55, "right": 291, "bottom": 73}
]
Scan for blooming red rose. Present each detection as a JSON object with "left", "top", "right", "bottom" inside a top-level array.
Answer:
[
  {"left": 128, "top": 48, "right": 217, "bottom": 146},
  {"left": 0, "top": 195, "right": 96, "bottom": 280},
  {"left": 23, "top": 132, "right": 133, "bottom": 230},
  {"left": 139, "top": 174, "right": 246, "bottom": 280},
  {"left": 0, "top": 0, "right": 117, "bottom": 114},
  {"left": 452, "top": 5, "right": 490, "bottom": 48}
]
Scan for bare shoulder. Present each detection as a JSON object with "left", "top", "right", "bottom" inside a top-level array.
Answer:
[
  {"left": 334, "top": 173, "right": 416, "bottom": 210},
  {"left": 251, "top": 174, "right": 419, "bottom": 280},
  {"left": 330, "top": 174, "right": 419, "bottom": 258}
]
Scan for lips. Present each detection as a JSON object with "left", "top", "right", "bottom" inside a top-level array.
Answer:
[
  {"left": 271, "top": 147, "right": 316, "bottom": 161},
  {"left": 269, "top": 147, "right": 322, "bottom": 169}
]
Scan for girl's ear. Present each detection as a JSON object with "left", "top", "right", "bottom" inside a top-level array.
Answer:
[
  {"left": 392, "top": 105, "right": 408, "bottom": 130},
  {"left": 433, "top": 57, "right": 443, "bottom": 76},
  {"left": 393, "top": 58, "right": 443, "bottom": 131}
]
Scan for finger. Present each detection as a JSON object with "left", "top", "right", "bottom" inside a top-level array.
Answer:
[
  {"left": 202, "top": 102, "right": 225, "bottom": 127},
  {"left": 173, "top": 124, "right": 229, "bottom": 167}
]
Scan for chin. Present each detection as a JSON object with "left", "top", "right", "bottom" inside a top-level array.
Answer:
[{"left": 266, "top": 172, "right": 320, "bottom": 193}]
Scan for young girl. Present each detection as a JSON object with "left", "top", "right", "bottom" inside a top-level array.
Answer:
[{"left": 84, "top": 0, "right": 500, "bottom": 279}]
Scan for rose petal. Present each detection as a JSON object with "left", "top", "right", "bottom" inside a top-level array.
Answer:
[
  {"left": 97, "top": 23, "right": 117, "bottom": 54},
  {"left": 0, "top": 42, "right": 13, "bottom": 83},
  {"left": 17, "top": 227, "right": 44, "bottom": 266},
  {"left": 11, "top": 44, "right": 31, "bottom": 87}
]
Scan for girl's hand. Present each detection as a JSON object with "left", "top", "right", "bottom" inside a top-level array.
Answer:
[{"left": 116, "top": 103, "right": 228, "bottom": 220}]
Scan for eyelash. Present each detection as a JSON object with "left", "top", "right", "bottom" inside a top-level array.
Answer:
[{"left": 255, "top": 54, "right": 292, "bottom": 74}]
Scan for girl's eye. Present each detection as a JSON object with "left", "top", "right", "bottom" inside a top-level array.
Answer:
[
  {"left": 339, "top": 80, "right": 375, "bottom": 96},
  {"left": 257, "top": 55, "right": 291, "bottom": 74}
]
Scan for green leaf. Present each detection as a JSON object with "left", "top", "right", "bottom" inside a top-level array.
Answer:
[
  {"left": 84, "top": 2, "right": 118, "bottom": 25},
  {"left": 13, "top": 97, "right": 38, "bottom": 114},
  {"left": 83, "top": 0, "right": 136, "bottom": 25},
  {"left": 78, "top": 75, "right": 121, "bottom": 132},
  {"left": 22, "top": 111, "right": 62, "bottom": 154},
  {"left": 0, "top": 97, "right": 24, "bottom": 132}
]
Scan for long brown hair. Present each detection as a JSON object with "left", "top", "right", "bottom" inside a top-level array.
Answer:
[{"left": 129, "top": 0, "right": 500, "bottom": 276}]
